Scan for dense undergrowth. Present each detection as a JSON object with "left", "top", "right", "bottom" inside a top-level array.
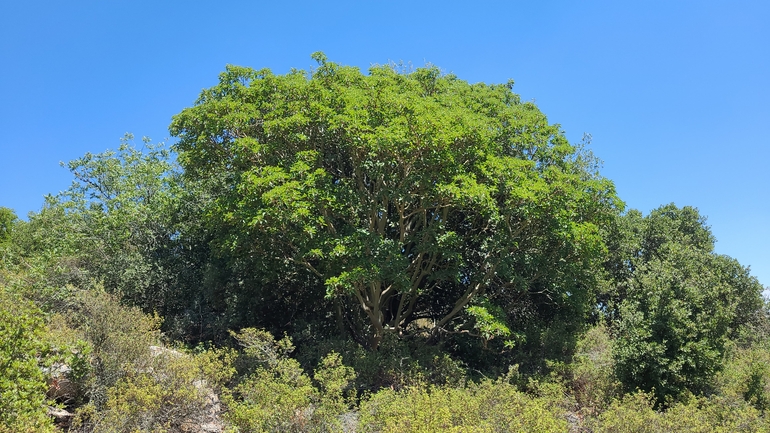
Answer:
[{"left": 2, "top": 284, "right": 770, "bottom": 432}]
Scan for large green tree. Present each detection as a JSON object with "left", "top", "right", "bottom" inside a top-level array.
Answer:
[{"left": 170, "top": 54, "right": 621, "bottom": 349}]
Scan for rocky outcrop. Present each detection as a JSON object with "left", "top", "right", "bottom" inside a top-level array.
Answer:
[{"left": 47, "top": 405, "right": 74, "bottom": 429}]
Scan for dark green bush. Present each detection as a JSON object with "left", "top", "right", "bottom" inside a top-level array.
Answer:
[{"left": 296, "top": 333, "right": 466, "bottom": 392}]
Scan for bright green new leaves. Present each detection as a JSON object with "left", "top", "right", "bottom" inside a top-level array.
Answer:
[
  {"left": 0, "top": 290, "right": 55, "bottom": 432},
  {"left": 171, "top": 54, "right": 621, "bottom": 349},
  {"left": 465, "top": 298, "right": 512, "bottom": 348}
]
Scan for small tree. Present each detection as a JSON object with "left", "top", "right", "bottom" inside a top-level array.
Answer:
[{"left": 611, "top": 205, "right": 764, "bottom": 403}]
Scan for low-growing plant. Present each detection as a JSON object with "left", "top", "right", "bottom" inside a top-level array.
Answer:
[
  {"left": 76, "top": 346, "right": 235, "bottom": 433},
  {"left": 225, "top": 328, "right": 357, "bottom": 433},
  {"left": 296, "top": 332, "right": 466, "bottom": 392},
  {"left": 312, "top": 352, "right": 357, "bottom": 429},
  {"left": 358, "top": 379, "right": 567, "bottom": 433},
  {"left": 590, "top": 392, "right": 770, "bottom": 433},
  {"left": 716, "top": 344, "right": 770, "bottom": 412},
  {"left": 69, "top": 289, "right": 162, "bottom": 408},
  {"left": 552, "top": 323, "right": 620, "bottom": 415}
]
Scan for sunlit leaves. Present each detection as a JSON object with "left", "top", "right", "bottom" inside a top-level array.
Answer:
[{"left": 171, "top": 54, "right": 621, "bottom": 349}]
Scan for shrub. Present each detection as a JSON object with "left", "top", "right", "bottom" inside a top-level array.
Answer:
[
  {"left": 591, "top": 392, "right": 770, "bottom": 433},
  {"left": 77, "top": 346, "right": 235, "bottom": 433},
  {"left": 296, "top": 333, "right": 466, "bottom": 392},
  {"left": 69, "top": 289, "right": 162, "bottom": 408},
  {"left": 225, "top": 356, "right": 315, "bottom": 433},
  {"left": 717, "top": 344, "right": 770, "bottom": 411},
  {"left": 312, "top": 352, "right": 357, "bottom": 430},
  {"left": 358, "top": 379, "right": 567, "bottom": 433},
  {"left": 556, "top": 323, "right": 620, "bottom": 415},
  {"left": 225, "top": 328, "right": 356, "bottom": 433},
  {"left": 0, "top": 289, "right": 55, "bottom": 432}
]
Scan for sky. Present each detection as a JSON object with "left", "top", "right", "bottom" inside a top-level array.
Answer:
[{"left": 1, "top": 1, "right": 768, "bottom": 287}]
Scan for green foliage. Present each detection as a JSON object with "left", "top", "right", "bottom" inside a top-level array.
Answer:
[
  {"left": 68, "top": 289, "right": 162, "bottom": 408},
  {"left": 609, "top": 205, "right": 765, "bottom": 403},
  {"left": 14, "top": 135, "right": 183, "bottom": 315},
  {"left": 0, "top": 207, "right": 16, "bottom": 247},
  {"left": 312, "top": 351, "right": 356, "bottom": 422},
  {"left": 44, "top": 314, "right": 94, "bottom": 406},
  {"left": 5, "top": 55, "right": 770, "bottom": 431},
  {"left": 81, "top": 347, "right": 235, "bottom": 433},
  {"left": 358, "top": 379, "right": 568, "bottom": 433},
  {"left": 555, "top": 323, "right": 620, "bottom": 415},
  {"left": 296, "top": 332, "right": 467, "bottom": 391},
  {"left": 225, "top": 328, "right": 356, "bottom": 433},
  {"left": 717, "top": 344, "right": 770, "bottom": 412},
  {"left": 230, "top": 327, "right": 297, "bottom": 374},
  {"left": 591, "top": 392, "right": 769, "bottom": 433},
  {"left": 464, "top": 297, "right": 512, "bottom": 348},
  {"left": 0, "top": 289, "right": 55, "bottom": 432},
  {"left": 170, "top": 54, "right": 621, "bottom": 349}
]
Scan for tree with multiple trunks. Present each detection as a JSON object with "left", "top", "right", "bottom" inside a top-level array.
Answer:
[{"left": 170, "top": 53, "right": 621, "bottom": 349}]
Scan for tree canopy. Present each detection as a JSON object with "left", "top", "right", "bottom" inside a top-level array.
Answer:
[{"left": 170, "top": 53, "right": 622, "bottom": 349}]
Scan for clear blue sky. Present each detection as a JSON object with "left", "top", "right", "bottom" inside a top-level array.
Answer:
[{"left": 1, "top": 1, "right": 768, "bottom": 287}]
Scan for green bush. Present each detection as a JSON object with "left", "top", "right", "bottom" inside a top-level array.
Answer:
[
  {"left": 591, "top": 392, "right": 770, "bottom": 433},
  {"left": 609, "top": 206, "right": 764, "bottom": 404},
  {"left": 312, "top": 352, "right": 357, "bottom": 430},
  {"left": 67, "top": 289, "right": 162, "bottom": 408},
  {"left": 358, "top": 379, "right": 567, "bottom": 433},
  {"left": 225, "top": 357, "right": 315, "bottom": 433},
  {"left": 296, "top": 333, "right": 466, "bottom": 392},
  {"left": 717, "top": 344, "right": 770, "bottom": 411},
  {"left": 556, "top": 323, "right": 620, "bottom": 415},
  {"left": 80, "top": 346, "right": 234, "bottom": 433},
  {"left": 44, "top": 313, "right": 94, "bottom": 407},
  {"left": 0, "top": 289, "right": 55, "bottom": 432},
  {"left": 225, "top": 328, "right": 356, "bottom": 433}
]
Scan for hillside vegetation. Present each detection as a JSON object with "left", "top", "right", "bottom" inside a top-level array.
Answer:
[{"left": 1, "top": 54, "right": 767, "bottom": 432}]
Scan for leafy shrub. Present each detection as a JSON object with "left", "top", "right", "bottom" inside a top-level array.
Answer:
[
  {"left": 0, "top": 289, "right": 55, "bottom": 432},
  {"left": 590, "top": 392, "right": 662, "bottom": 433},
  {"left": 554, "top": 323, "right": 620, "bottom": 415},
  {"left": 68, "top": 289, "right": 162, "bottom": 408},
  {"left": 44, "top": 313, "right": 94, "bottom": 406},
  {"left": 591, "top": 391, "right": 770, "bottom": 433},
  {"left": 296, "top": 333, "right": 466, "bottom": 392},
  {"left": 79, "top": 346, "right": 234, "bottom": 433},
  {"left": 717, "top": 344, "right": 770, "bottom": 411},
  {"left": 312, "top": 352, "right": 357, "bottom": 429},
  {"left": 358, "top": 379, "right": 567, "bottom": 433},
  {"left": 0, "top": 207, "right": 16, "bottom": 247},
  {"left": 610, "top": 206, "right": 764, "bottom": 405},
  {"left": 225, "top": 328, "right": 356, "bottom": 433}
]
